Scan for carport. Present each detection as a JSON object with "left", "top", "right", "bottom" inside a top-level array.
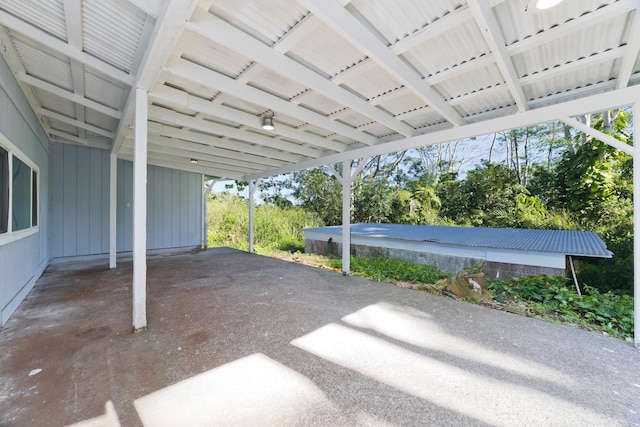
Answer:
[
  {"left": 1, "top": 248, "right": 639, "bottom": 425},
  {"left": 0, "top": 0, "right": 639, "bottom": 346}
]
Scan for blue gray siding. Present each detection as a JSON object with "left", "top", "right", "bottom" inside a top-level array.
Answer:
[
  {"left": 50, "top": 143, "right": 203, "bottom": 259},
  {"left": 0, "top": 55, "right": 51, "bottom": 325}
]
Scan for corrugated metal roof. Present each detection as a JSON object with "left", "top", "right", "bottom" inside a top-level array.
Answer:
[
  {"left": 0, "top": 0, "right": 66, "bottom": 40},
  {"left": 12, "top": 34, "right": 73, "bottom": 90},
  {"left": 0, "top": 0, "right": 638, "bottom": 180},
  {"left": 82, "top": 0, "right": 146, "bottom": 73},
  {"left": 304, "top": 223, "right": 613, "bottom": 258}
]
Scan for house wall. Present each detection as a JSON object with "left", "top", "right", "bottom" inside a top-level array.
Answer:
[
  {"left": 0, "top": 55, "right": 51, "bottom": 325},
  {"left": 50, "top": 143, "right": 202, "bottom": 259}
]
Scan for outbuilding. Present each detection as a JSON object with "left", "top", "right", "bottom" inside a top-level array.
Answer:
[{"left": 304, "top": 223, "right": 612, "bottom": 279}]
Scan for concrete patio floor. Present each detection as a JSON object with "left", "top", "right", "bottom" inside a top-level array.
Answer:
[{"left": 1, "top": 248, "right": 639, "bottom": 426}]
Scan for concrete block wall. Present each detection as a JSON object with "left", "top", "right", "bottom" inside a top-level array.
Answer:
[
  {"left": 306, "top": 239, "right": 483, "bottom": 274},
  {"left": 305, "top": 238, "right": 567, "bottom": 279},
  {"left": 485, "top": 261, "right": 565, "bottom": 280}
]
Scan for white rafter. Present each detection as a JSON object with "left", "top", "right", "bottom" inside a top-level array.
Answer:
[
  {"left": 150, "top": 85, "right": 347, "bottom": 152},
  {"left": 298, "top": 0, "right": 464, "bottom": 127},
  {"left": 467, "top": 0, "right": 527, "bottom": 112},
  {"left": 519, "top": 47, "right": 626, "bottom": 86},
  {"left": 507, "top": 0, "right": 637, "bottom": 56},
  {"left": 37, "top": 108, "right": 114, "bottom": 138},
  {"left": 146, "top": 122, "right": 305, "bottom": 164},
  {"left": 112, "top": 0, "right": 201, "bottom": 153},
  {"left": 617, "top": 8, "right": 640, "bottom": 89},
  {"left": 145, "top": 134, "right": 287, "bottom": 168},
  {"left": 149, "top": 105, "right": 326, "bottom": 158},
  {"left": 274, "top": 13, "right": 322, "bottom": 53},
  {"left": 187, "top": 10, "right": 415, "bottom": 137},
  {"left": 165, "top": 55, "right": 377, "bottom": 146},
  {"left": 62, "top": 0, "right": 87, "bottom": 142},
  {"left": 248, "top": 84, "right": 640, "bottom": 179},
  {"left": 0, "top": 10, "right": 133, "bottom": 86},
  {"left": 17, "top": 73, "right": 122, "bottom": 119},
  {"left": 390, "top": 6, "right": 473, "bottom": 55}
]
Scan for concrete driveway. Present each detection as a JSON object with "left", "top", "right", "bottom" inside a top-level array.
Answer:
[{"left": 1, "top": 248, "right": 639, "bottom": 426}]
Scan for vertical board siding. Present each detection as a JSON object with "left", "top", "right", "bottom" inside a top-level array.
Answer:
[
  {"left": 76, "top": 147, "right": 91, "bottom": 255},
  {"left": 50, "top": 145, "right": 203, "bottom": 258},
  {"left": 62, "top": 145, "right": 78, "bottom": 256},
  {"left": 0, "top": 54, "right": 50, "bottom": 325}
]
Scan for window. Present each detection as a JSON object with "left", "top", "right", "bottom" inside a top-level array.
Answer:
[
  {"left": 0, "top": 146, "right": 7, "bottom": 234},
  {"left": 0, "top": 133, "right": 39, "bottom": 240}
]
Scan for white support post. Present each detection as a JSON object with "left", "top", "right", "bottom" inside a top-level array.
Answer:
[
  {"left": 634, "top": 101, "right": 639, "bottom": 348},
  {"left": 342, "top": 160, "right": 351, "bottom": 276},
  {"left": 201, "top": 175, "right": 206, "bottom": 250},
  {"left": 109, "top": 152, "right": 117, "bottom": 269},
  {"left": 132, "top": 88, "right": 148, "bottom": 332},
  {"left": 248, "top": 179, "right": 260, "bottom": 253}
]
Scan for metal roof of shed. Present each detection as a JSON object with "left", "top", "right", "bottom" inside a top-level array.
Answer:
[
  {"left": 0, "top": 0, "right": 639, "bottom": 179},
  {"left": 304, "top": 223, "right": 613, "bottom": 258}
]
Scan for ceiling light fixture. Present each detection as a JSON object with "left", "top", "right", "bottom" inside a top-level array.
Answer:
[
  {"left": 535, "top": 0, "right": 563, "bottom": 10},
  {"left": 190, "top": 158, "right": 198, "bottom": 164},
  {"left": 261, "top": 110, "right": 275, "bottom": 131}
]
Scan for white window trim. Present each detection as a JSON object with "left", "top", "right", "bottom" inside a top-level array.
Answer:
[{"left": 0, "top": 131, "right": 40, "bottom": 245}]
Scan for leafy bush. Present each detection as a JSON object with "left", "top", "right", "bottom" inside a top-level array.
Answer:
[{"left": 489, "top": 276, "right": 633, "bottom": 340}]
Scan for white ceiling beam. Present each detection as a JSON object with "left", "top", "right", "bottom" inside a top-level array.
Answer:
[
  {"left": 425, "top": 54, "right": 495, "bottom": 86},
  {"left": 18, "top": 73, "right": 122, "bottom": 119},
  {"left": 146, "top": 121, "right": 305, "bottom": 163},
  {"left": 49, "top": 130, "right": 111, "bottom": 150},
  {"left": 144, "top": 134, "right": 286, "bottom": 168},
  {"left": 118, "top": 150, "right": 244, "bottom": 179},
  {"left": 527, "top": 80, "right": 616, "bottom": 109},
  {"left": 145, "top": 144, "right": 265, "bottom": 173},
  {"left": 0, "top": 10, "right": 133, "bottom": 86},
  {"left": 274, "top": 14, "right": 322, "bottom": 53},
  {"left": 560, "top": 117, "right": 635, "bottom": 156},
  {"left": 165, "top": 55, "right": 377, "bottom": 146},
  {"left": 394, "top": 107, "right": 435, "bottom": 121},
  {"left": 187, "top": 10, "right": 415, "bottom": 137},
  {"left": 447, "top": 84, "right": 509, "bottom": 106},
  {"left": 0, "top": 28, "right": 51, "bottom": 142},
  {"left": 298, "top": 0, "right": 464, "bottom": 127},
  {"left": 150, "top": 85, "right": 347, "bottom": 152},
  {"left": 390, "top": 6, "right": 473, "bottom": 55},
  {"left": 467, "top": 0, "right": 527, "bottom": 112},
  {"left": 149, "top": 104, "right": 326, "bottom": 158},
  {"left": 330, "top": 59, "right": 376, "bottom": 84},
  {"left": 519, "top": 47, "right": 625, "bottom": 86},
  {"left": 289, "top": 90, "right": 313, "bottom": 105},
  {"left": 63, "top": 0, "right": 87, "bottom": 142},
  {"left": 369, "top": 87, "right": 410, "bottom": 106},
  {"left": 247, "top": 84, "right": 640, "bottom": 180},
  {"left": 125, "top": 0, "right": 163, "bottom": 18},
  {"left": 236, "top": 63, "right": 262, "bottom": 84},
  {"left": 112, "top": 0, "right": 201, "bottom": 154},
  {"left": 37, "top": 108, "right": 114, "bottom": 138},
  {"left": 507, "top": 0, "right": 637, "bottom": 56},
  {"left": 617, "top": 9, "right": 640, "bottom": 89}
]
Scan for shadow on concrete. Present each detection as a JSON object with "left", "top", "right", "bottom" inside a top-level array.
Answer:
[{"left": 1, "top": 248, "right": 639, "bottom": 426}]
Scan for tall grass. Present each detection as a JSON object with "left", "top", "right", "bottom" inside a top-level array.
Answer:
[{"left": 207, "top": 193, "right": 322, "bottom": 252}]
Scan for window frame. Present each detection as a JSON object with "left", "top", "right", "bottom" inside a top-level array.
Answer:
[{"left": 0, "top": 132, "right": 39, "bottom": 245}]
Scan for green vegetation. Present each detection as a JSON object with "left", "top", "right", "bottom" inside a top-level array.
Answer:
[
  {"left": 256, "top": 110, "right": 635, "bottom": 295},
  {"left": 489, "top": 276, "right": 634, "bottom": 341},
  {"left": 207, "top": 192, "right": 321, "bottom": 252},
  {"left": 328, "top": 256, "right": 633, "bottom": 341},
  {"left": 329, "top": 256, "right": 446, "bottom": 284},
  {"left": 207, "top": 110, "right": 635, "bottom": 341}
]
